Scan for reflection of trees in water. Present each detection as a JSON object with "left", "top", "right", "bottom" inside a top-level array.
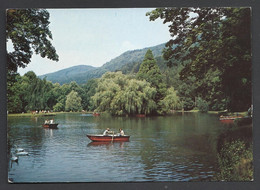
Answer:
[
  {"left": 137, "top": 113, "right": 222, "bottom": 181},
  {"left": 7, "top": 116, "right": 47, "bottom": 164},
  {"left": 139, "top": 134, "right": 218, "bottom": 181},
  {"left": 216, "top": 125, "right": 252, "bottom": 153},
  {"left": 87, "top": 141, "right": 126, "bottom": 150}
]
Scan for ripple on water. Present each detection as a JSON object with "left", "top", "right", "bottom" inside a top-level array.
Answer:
[{"left": 8, "top": 113, "right": 221, "bottom": 182}]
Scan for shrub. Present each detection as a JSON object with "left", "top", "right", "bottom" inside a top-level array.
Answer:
[
  {"left": 196, "top": 97, "right": 209, "bottom": 112},
  {"left": 215, "top": 140, "right": 253, "bottom": 181},
  {"left": 53, "top": 102, "right": 64, "bottom": 112}
]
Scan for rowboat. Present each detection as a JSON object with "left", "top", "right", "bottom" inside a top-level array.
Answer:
[
  {"left": 42, "top": 123, "right": 59, "bottom": 129},
  {"left": 219, "top": 115, "right": 243, "bottom": 123},
  {"left": 86, "top": 134, "right": 130, "bottom": 142},
  {"left": 136, "top": 114, "right": 146, "bottom": 117},
  {"left": 93, "top": 113, "right": 100, "bottom": 116}
]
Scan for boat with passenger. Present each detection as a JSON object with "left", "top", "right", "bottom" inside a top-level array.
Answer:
[
  {"left": 86, "top": 134, "right": 130, "bottom": 142},
  {"left": 42, "top": 119, "right": 59, "bottom": 128},
  {"left": 42, "top": 123, "right": 59, "bottom": 128},
  {"left": 219, "top": 115, "right": 243, "bottom": 123}
]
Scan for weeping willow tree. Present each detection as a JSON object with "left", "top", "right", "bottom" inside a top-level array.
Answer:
[
  {"left": 92, "top": 72, "right": 157, "bottom": 115},
  {"left": 17, "top": 71, "right": 54, "bottom": 112},
  {"left": 159, "top": 87, "right": 181, "bottom": 114},
  {"left": 65, "top": 90, "right": 82, "bottom": 112}
]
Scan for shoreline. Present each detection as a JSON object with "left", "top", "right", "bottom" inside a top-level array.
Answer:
[{"left": 7, "top": 110, "right": 249, "bottom": 117}]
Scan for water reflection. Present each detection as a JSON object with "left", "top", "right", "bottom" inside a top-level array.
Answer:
[
  {"left": 87, "top": 141, "right": 126, "bottom": 149},
  {"left": 8, "top": 112, "right": 230, "bottom": 182}
]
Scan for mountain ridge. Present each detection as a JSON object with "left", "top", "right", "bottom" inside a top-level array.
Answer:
[{"left": 39, "top": 43, "right": 166, "bottom": 84}]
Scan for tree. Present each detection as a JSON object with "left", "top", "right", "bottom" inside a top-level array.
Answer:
[
  {"left": 92, "top": 72, "right": 157, "bottom": 115},
  {"left": 82, "top": 79, "right": 99, "bottom": 111},
  {"left": 7, "top": 9, "right": 59, "bottom": 112},
  {"left": 6, "top": 9, "right": 59, "bottom": 73},
  {"left": 137, "top": 49, "right": 167, "bottom": 104},
  {"left": 159, "top": 87, "right": 181, "bottom": 114},
  {"left": 147, "top": 8, "right": 251, "bottom": 111},
  {"left": 65, "top": 90, "right": 82, "bottom": 112},
  {"left": 7, "top": 74, "right": 23, "bottom": 113},
  {"left": 196, "top": 97, "right": 209, "bottom": 113}
]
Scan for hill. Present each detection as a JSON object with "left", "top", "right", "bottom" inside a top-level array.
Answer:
[
  {"left": 39, "top": 65, "right": 96, "bottom": 84},
  {"left": 39, "top": 43, "right": 166, "bottom": 84}
]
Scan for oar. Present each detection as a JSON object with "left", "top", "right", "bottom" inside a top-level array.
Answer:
[{"left": 111, "top": 131, "right": 114, "bottom": 142}]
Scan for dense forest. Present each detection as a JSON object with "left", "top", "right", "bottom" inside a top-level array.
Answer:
[{"left": 7, "top": 8, "right": 252, "bottom": 115}]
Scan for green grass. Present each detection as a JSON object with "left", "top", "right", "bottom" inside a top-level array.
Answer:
[{"left": 7, "top": 111, "right": 95, "bottom": 117}]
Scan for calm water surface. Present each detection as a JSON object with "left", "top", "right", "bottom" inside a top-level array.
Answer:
[{"left": 8, "top": 112, "right": 230, "bottom": 182}]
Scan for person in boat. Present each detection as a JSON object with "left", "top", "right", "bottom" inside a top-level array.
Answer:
[
  {"left": 44, "top": 119, "right": 49, "bottom": 124},
  {"left": 50, "top": 119, "right": 54, "bottom": 124},
  {"left": 119, "top": 128, "right": 124, "bottom": 136},
  {"left": 103, "top": 128, "right": 110, "bottom": 136}
]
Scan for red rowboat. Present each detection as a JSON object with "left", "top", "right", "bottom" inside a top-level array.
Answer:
[
  {"left": 219, "top": 115, "right": 243, "bottom": 123},
  {"left": 86, "top": 134, "right": 130, "bottom": 142},
  {"left": 136, "top": 114, "right": 146, "bottom": 117},
  {"left": 93, "top": 113, "right": 100, "bottom": 116},
  {"left": 42, "top": 123, "right": 59, "bottom": 129}
]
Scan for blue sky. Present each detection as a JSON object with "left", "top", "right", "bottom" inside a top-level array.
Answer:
[{"left": 16, "top": 8, "right": 171, "bottom": 76}]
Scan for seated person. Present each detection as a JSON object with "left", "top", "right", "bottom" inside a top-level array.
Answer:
[
  {"left": 119, "top": 128, "right": 124, "bottom": 136},
  {"left": 103, "top": 128, "right": 110, "bottom": 136}
]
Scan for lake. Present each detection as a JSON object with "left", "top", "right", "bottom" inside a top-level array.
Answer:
[{"left": 7, "top": 112, "right": 231, "bottom": 182}]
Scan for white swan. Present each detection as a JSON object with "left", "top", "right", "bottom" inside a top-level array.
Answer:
[
  {"left": 14, "top": 145, "right": 24, "bottom": 153},
  {"left": 16, "top": 151, "right": 29, "bottom": 156},
  {"left": 10, "top": 155, "right": 18, "bottom": 162}
]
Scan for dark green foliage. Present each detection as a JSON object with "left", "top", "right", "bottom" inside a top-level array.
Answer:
[
  {"left": 7, "top": 71, "right": 96, "bottom": 113},
  {"left": 196, "top": 97, "right": 209, "bottom": 113},
  {"left": 137, "top": 49, "right": 167, "bottom": 105},
  {"left": 7, "top": 74, "right": 23, "bottom": 113},
  {"left": 6, "top": 9, "right": 58, "bottom": 73},
  {"left": 81, "top": 79, "right": 98, "bottom": 111},
  {"left": 6, "top": 9, "right": 59, "bottom": 113},
  {"left": 215, "top": 140, "right": 253, "bottom": 181},
  {"left": 147, "top": 8, "right": 251, "bottom": 112},
  {"left": 19, "top": 71, "right": 54, "bottom": 112}
]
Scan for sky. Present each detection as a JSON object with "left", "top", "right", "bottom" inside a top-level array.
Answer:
[{"left": 13, "top": 8, "right": 171, "bottom": 76}]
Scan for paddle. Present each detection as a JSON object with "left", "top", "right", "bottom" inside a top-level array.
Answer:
[{"left": 111, "top": 131, "right": 114, "bottom": 142}]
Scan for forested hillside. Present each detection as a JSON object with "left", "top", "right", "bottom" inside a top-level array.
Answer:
[
  {"left": 39, "top": 65, "right": 96, "bottom": 84},
  {"left": 39, "top": 43, "right": 166, "bottom": 84}
]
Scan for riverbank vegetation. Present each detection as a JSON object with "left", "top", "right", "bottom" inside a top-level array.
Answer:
[
  {"left": 215, "top": 123, "right": 253, "bottom": 181},
  {"left": 7, "top": 8, "right": 251, "bottom": 117}
]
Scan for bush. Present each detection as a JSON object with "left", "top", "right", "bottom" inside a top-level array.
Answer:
[
  {"left": 53, "top": 102, "right": 64, "bottom": 112},
  {"left": 181, "top": 97, "right": 194, "bottom": 111},
  {"left": 196, "top": 97, "right": 209, "bottom": 112},
  {"left": 215, "top": 140, "right": 253, "bottom": 181}
]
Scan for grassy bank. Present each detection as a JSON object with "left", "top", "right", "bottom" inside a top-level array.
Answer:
[
  {"left": 214, "top": 123, "right": 253, "bottom": 181},
  {"left": 7, "top": 111, "right": 93, "bottom": 117}
]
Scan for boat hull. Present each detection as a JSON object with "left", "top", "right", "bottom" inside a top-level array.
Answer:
[
  {"left": 87, "top": 134, "right": 130, "bottom": 142},
  {"left": 42, "top": 123, "right": 59, "bottom": 128},
  {"left": 136, "top": 114, "right": 145, "bottom": 117},
  {"left": 219, "top": 116, "right": 243, "bottom": 123}
]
